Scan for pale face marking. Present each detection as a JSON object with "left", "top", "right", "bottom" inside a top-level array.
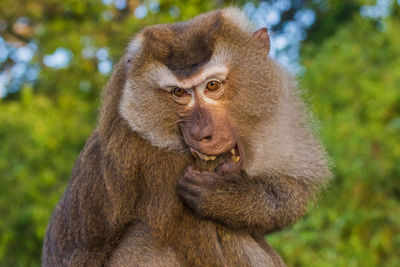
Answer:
[
  {"left": 186, "top": 79, "right": 221, "bottom": 108},
  {"left": 157, "top": 64, "right": 228, "bottom": 108}
]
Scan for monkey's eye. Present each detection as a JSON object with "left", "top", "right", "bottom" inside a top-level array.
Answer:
[
  {"left": 206, "top": 80, "right": 222, "bottom": 91},
  {"left": 171, "top": 87, "right": 187, "bottom": 97}
]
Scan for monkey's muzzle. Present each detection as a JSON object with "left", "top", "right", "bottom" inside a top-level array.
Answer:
[{"left": 189, "top": 142, "right": 243, "bottom": 166}]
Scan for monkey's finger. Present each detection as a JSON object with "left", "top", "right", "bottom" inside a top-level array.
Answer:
[
  {"left": 177, "top": 177, "right": 202, "bottom": 195},
  {"left": 186, "top": 166, "right": 194, "bottom": 172},
  {"left": 179, "top": 173, "right": 204, "bottom": 186},
  {"left": 184, "top": 166, "right": 201, "bottom": 176},
  {"left": 195, "top": 172, "right": 219, "bottom": 184},
  {"left": 183, "top": 171, "right": 209, "bottom": 185},
  {"left": 216, "top": 161, "right": 240, "bottom": 175},
  {"left": 179, "top": 192, "right": 201, "bottom": 212}
]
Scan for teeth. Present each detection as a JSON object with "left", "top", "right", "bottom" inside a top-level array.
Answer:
[
  {"left": 232, "top": 155, "right": 240, "bottom": 163},
  {"left": 199, "top": 154, "right": 216, "bottom": 161},
  {"left": 230, "top": 148, "right": 236, "bottom": 155}
]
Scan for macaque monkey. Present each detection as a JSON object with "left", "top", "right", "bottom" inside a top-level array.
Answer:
[{"left": 43, "top": 8, "right": 330, "bottom": 267}]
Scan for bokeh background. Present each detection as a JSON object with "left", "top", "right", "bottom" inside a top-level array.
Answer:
[{"left": 1, "top": 0, "right": 399, "bottom": 266}]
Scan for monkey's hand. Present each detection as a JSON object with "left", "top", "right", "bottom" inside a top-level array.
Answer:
[
  {"left": 177, "top": 166, "right": 225, "bottom": 214},
  {"left": 177, "top": 166, "right": 310, "bottom": 234}
]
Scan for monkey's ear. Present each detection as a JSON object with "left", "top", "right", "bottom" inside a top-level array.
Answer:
[{"left": 253, "top": 28, "right": 270, "bottom": 54}]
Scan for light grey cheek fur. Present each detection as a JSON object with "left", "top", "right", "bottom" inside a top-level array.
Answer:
[
  {"left": 119, "top": 36, "right": 184, "bottom": 150},
  {"left": 119, "top": 80, "right": 185, "bottom": 151},
  {"left": 242, "top": 64, "right": 330, "bottom": 185},
  {"left": 119, "top": 44, "right": 233, "bottom": 152}
]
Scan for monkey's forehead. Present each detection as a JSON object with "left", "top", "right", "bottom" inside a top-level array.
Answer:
[{"left": 127, "top": 8, "right": 255, "bottom": 79}]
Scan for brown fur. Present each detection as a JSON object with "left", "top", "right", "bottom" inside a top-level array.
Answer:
[{"left": 42, "top": 8, "right": 330, "bottom": 267}]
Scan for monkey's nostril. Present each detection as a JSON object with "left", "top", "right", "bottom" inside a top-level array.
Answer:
[{"left": 200, "top": 136, "right": 212, "bottom": 142}]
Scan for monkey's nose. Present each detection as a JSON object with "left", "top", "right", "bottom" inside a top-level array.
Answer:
[{"left": 189, "top": 124, "right": 213, "bottom": 143}]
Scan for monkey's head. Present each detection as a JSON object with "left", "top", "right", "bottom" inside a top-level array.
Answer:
[{"left": 118, "top": 8, "right": 328, "bottom": 178}]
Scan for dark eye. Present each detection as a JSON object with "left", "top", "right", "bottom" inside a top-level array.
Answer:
[
  {"left": 172, "top": 87, "right": 186, "bottom": 97},
  {"left": 206, "top": 80, "right": 222, "bottom": 91}
]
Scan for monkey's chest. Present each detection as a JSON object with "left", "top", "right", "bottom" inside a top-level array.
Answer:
[{"left": 108, "top": 220, "right": 274, "bottom": 267}]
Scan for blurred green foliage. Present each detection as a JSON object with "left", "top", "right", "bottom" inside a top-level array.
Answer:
[{"left": 1, "top": 0, "right": 399, "bottom": 266}]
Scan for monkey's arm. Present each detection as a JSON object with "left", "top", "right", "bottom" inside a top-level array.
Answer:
[
  {"left": 177, "top": 167, "right": 313, "bottom": 234},
  {"left": 43, "top": 132, "right": 139, "bottom": 266}
]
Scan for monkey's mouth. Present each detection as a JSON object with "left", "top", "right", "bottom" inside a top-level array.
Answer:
[{"left": 189, "top": 143, "right": 243, "bottom": 165}]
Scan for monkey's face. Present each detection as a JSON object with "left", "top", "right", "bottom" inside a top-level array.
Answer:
[
  {"left": 119, "top": 9, "right": 279, "bottom": 168},
  {"left": 169, "top": 66, "right": 242, "bottom": 166}
]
